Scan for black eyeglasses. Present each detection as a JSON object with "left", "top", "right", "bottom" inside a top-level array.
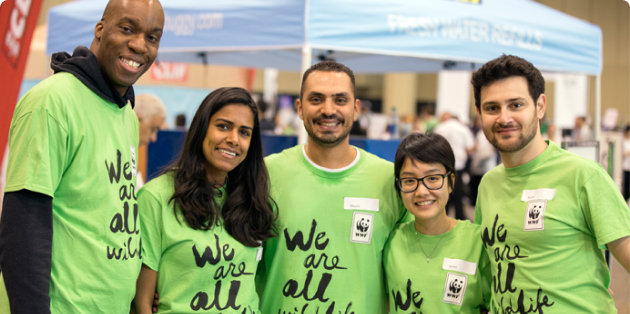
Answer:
[{"left": 396, "top": 172, "right": 451, "bottom": 193}]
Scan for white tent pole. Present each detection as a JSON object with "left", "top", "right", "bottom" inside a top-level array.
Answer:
[
  {"left": 298, "top": 44, "right": 312, "bottom": 145},
  {"left": 595, "top": 75, "right": 601, "bottom": 141}
]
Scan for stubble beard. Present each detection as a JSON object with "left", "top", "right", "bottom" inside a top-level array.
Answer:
[
  {"left": 488, "top": 114, "right": 539, "bottom": 154},
  {"left": 305, "top": 119, "right": 351, "bottom": 149}
]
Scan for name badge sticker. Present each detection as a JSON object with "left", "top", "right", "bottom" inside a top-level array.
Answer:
[
  {"left": 130, "top": 145, "right": 137, "bottom": 177},
  {"left": 256, "top": 241, "right": 263, "bottom": 261},
  {"left": 524, "top": 200, "right": 547, "bottom": 231},
  {"left": 344, "top": 197, "right": 379, "bottom": 211},
  {"left": 521, "top": 188, "right": 556, "bottom": 201},
  {"left": 443, "top": 272, "right": 468, "bottom": 306},
  {"left": 443, "top": 258, "right": 477, "bottom": 275},
  {"left": 350, "top": 212, "right": 374, "bottom": 244}
]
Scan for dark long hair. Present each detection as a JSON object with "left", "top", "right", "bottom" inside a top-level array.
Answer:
[
  {"left": 394, "top": 133, "right": 456, "bottom": 192},
  {"left": 166, "top": 87, "right": 276, "bottom": 247}
]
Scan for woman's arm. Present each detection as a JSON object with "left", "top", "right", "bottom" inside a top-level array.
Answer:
[{"left": 134, "top": 264, "right": 158, "bottom": 314}]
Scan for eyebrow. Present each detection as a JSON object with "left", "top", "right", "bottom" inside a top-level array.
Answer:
[
  {"left": 400, "top": 168, "right": 441, "bottom": 177},
  {"left": 120, "top": 17, "right": 163, "bottom": 33},
  {"left": 307, "top": 91, "right": 350, "bottom": 98},
  {"left": 482, "top": 97, "right": 527, "bottom": 106},
  {"left": 214, "top": 118, "right": 253, "bottom": 130}
]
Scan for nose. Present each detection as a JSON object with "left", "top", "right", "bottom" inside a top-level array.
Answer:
[
  {"left": 226, "top": 130, "right": 239, "bottom": 146},
  {"left": 129, "top": 34, "right": 148, "bottom": 54},
  {"left": 497, "top": 107, "right": 513, "bottom": 125},
  {"left": 321, "top": 98, "right": 336, "bottom": 117},
  {"left": 414, "top": 180, "right": 430, "bottom": 197}
]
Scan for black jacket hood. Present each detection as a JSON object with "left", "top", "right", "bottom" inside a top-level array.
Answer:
[{"left": 50, "top": 46, "right": 134, "bottom": 109}]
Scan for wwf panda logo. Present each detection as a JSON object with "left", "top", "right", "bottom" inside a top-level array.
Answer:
[
  {"left": 356, "top": 218, "right": 370, "bottom": 232},
  {"left": 529, "top": 205, "right": 541, "bottom": 219},
  {"left": 449, "top": 279, "right": 463, "bottom": 294}
]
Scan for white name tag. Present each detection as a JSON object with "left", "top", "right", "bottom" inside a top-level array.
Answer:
[
  {"left": 256, "top": 241, "right": 263, "bottom": 261},
  {"left": 521, "top": 188, "right": 555, "bottom": 201},
  {"left": 344, "top": 197, "right": 379, "bottom": 211},
  {"left": 442, "top": 258, "right": 477, "bottom": 275}
]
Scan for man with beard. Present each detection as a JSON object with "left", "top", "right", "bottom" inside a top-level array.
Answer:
[
  {"left": 0, "top": 0, "right": 164, "bottom": 313},
  {"left": 472, "top": 55, "right": 630, "bottom": 313},
  {"left": 258, "top": 61, "right": 410, "bottom": 313}
]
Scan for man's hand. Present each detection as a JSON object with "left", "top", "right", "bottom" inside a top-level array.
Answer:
[{"left": 153, "top": 292, "right": 159, "bottom": 313}]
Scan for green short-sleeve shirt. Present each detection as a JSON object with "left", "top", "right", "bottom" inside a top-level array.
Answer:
[
  {"left": 384, "top": 220, "right": 491, "bottom": 313},
  {"left": 138, "top": 174, "right": 262, "bottom": 313},
  {"left": 475, "top": 141, "right": 630, "bottom": 313},
  {"left": 2, "top": 73, "right": 141, "bottom": 313}
]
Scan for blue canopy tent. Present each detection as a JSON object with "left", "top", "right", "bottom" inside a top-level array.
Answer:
[
  {"left": 47, "top": 0, "right": 604, "bottom": 137},
  {"left": 48, "top": 0, "right": 602, "bottom": 74}
]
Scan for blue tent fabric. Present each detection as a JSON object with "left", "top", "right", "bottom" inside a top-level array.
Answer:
[{"left": 47, "top": 0, "right": 602, "bottom": 74}]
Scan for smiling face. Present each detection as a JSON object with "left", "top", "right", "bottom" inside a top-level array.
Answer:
[
  {"left": 297, "top": 71, "right": 359, "bottom": 148},
  {"left": 202, "top": 104, "right": 254, "bottom": 185},
  {"left": 399, "top": 158, "right": 452, "bottom": 226},
  {"left": 478, "top": 76, "right": 545, "bottom": 154},
  {"left": 91, "top": 0, "right": 165, "bottom": 96}
]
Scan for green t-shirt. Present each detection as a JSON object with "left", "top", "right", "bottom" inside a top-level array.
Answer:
[
  {"left": 2, "top": 73, "right": 141, "bottom": 313},
  {"left": 475, "top": 141, "right": 630, "bottom": 314},
  {"left": 383, "top": 220, "right": 491, "bottom": 314},
  {"left": 138, "top": 174, "right": 262, "bottom": 314},
  {"left": 258, "top": 145, "right": 411, "bottom": 314}
]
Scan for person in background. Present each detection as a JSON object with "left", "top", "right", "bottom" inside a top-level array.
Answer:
[
  {"left": 623, "top": 125, "right": 630, "bottom": 201},
  {"left": 384, "top": 132, "right": 491, "bottom": 313},
  {"left": 134, "top": 94, "right": 167, "bottom": 147},
  {"left": 0, "top": 1, "right": 165, "bottom": 313},
  {"left": 472, "top": 54, "right": 630, "bottom": 313},
  {"left": 134, "top": 87, "right": 276, "bottom": 314},
  {"left": 257, "top": 99, "right": 276, "bottom": 134},
  {"left": 433, "top": 112, "right": 475, "bottom": 220},
  {"left": 133, "top": 94, "right": 167, "bottom": 188},
  {"left": 469, "top": 116, "right": 497, "bottom": 206},
  {"left": 573, "top": 116, "right": 593, "bottom": 141},
  {"left": 174, "top": 114, "right": 187, "bottom": 131}
]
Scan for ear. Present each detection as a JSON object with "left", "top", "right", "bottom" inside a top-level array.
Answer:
[
  {"left": 353, "top": 99, "right": 360, "bottom": 121},
  {"left": 475, "top": 105, "right": 481, "bottom": 117},
  {"left": 448, "top": 172, "right": 456, "bottom": 194},
  {"left": 536, "top": 94, "right": 546, "bottom": 120},
  {"left": 296, "top": 99, "right": 304, "bottom": 121},
  {"left": 94, "top": 21, "right": 104, "bottom": 42}
]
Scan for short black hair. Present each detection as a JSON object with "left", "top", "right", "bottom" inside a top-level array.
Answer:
[
  {"left": 471, "top": 54, "right": 545, "bottom": 111},
  {"left": 394, "top": 133, "right": 456, "bottom": 192},
  {"left": 300, "top": 61, "right": 356, "bottom": 101}
]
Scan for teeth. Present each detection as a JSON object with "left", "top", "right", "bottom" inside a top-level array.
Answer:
[
  {"left": 320, "top": 122, "right": 338, "bottom": 126},
  {"left": 219, "top": 149, "right": 236, "bottom": 156},
  {"left": 121, "top": 58, "right": 140, "bottom": 69},
  {"left": 416, "top": 200, "right": 434, "bottom": 206}
]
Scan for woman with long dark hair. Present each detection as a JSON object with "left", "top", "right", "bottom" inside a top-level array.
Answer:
[
  {"left": 384, "top": 133, "right": 490, "bottom": 313},
  {"left": 134, "top": 87, "right": 276, "bottom": 314}
]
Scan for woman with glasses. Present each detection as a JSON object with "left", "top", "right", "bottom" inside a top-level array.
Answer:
[
  {"left": 133, "top": 88, "right": 276, "bottom": 314},
  {"left": 383, "top": 133, "right": 491, "bottom": 313}
]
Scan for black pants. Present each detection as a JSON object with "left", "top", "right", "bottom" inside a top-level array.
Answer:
[
  {"left": 447, "top": 170, "right": 466, "bottom": 220},
  {"left": 624, "top": 170, "right": 630, "bottom": 201}
]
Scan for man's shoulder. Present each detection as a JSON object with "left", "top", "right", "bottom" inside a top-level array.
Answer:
[
  {"left": 265, "top": 145, "right": 300, "bottom": 166},
  {"left": 358, "top": 148, "right": 394, "bottom": 168}
]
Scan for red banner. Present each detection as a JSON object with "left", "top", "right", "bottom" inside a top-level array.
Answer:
[
  {"left": 0, "top": 0, "right": 43, "bottom": 166},
  {"left": 150, "top": 61, "right": 189, "bottom": 82},
  {"left": 0, "top": 0, "right": 42, "bottom": 164}
]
